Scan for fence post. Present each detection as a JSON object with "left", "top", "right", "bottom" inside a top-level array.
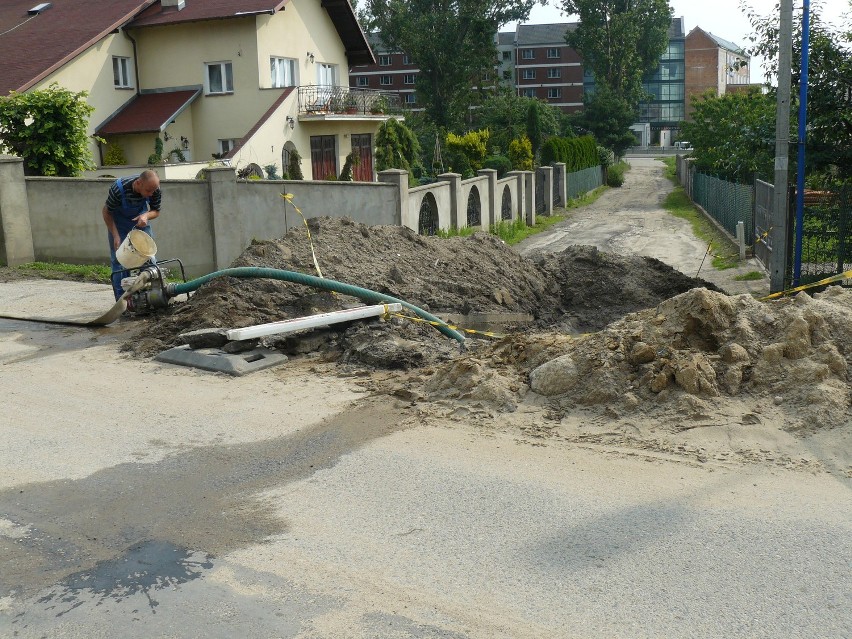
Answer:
[
  {"left": 552, "top": 162, "right": 567, "bottom": 207},
  {"left": 477, "top": 168, "right": 498, "bottom": 228},
  {"left": 438, "top": 172, "right": 463, "bottom": 229},
  {"left": 0, "top": 155, "right": 35, "bottom": 266},
  {"left": 736, "top": 221, "right": 746, "bottom": 259},
  {"left": 537, "top": 166, "right": 553, "bottom": 218},
  {"left": 205, "top": 165, "right": 242, "bottom": 270},
  {"left": 378, "top": 169, "right": 410, "bottom": 230},
  {"left": 506, "top": 171, "right": 526, "bottom": 224}
]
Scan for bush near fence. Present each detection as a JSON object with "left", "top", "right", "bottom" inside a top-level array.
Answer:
[{"left": 541, "top": 135, "right": 598, "bottom": 172}]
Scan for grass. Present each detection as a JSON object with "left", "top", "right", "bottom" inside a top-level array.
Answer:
[
  {"left": 659, "top": 156, "right": 677, "bottom": 181},
  {"left": 733, "top": 271, "right": 766, "bottom": 281},
  {"left": 662, "top": 188, "right": 741, "bottom": 270},
  {"left": 14, "top": 261, "right": 112, "bottom": 282}
]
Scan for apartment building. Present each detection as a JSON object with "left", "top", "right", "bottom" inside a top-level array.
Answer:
[
  {"left": 684, "top": 27, "right": 751, "bottom": 119},
  {"left": 513, "top": 23, "right": 584, "bottom": 112},
  {"left": 351, "top": 18, "right": 744, "bottom": 144},
  {"left": 349, "top": 33, "right": 420, "bottom": 109}
]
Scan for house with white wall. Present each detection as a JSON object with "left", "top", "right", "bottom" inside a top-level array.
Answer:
[{"left": 0, "top": 0, "right": 400, "bottom": 180}]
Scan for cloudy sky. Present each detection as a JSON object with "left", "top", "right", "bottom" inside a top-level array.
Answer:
[{"left": 508, "top": 0, "right": 850, "bottom": 82}]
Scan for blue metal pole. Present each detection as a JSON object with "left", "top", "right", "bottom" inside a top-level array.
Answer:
[{"left": 793, "top": 0, "right": 811, "bottom": 284}]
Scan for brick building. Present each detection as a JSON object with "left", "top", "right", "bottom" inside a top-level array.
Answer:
[
  {"left": 513, "top": 23, "right": 584, "bottom": 112},
  {"left": 349, "top": 33, "right": 421, "bottom": 109},
  {"left": 350, "top": 18, "right": 746, "bottom": 143},
  {"left": 684, "top": 27, "right": 751, "bottom": 119}
]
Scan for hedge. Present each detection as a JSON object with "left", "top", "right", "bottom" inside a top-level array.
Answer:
[{"left": 540, "top": 135, "right": 599, "bottom": 172}]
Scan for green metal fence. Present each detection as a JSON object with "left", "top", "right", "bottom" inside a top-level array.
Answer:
[
  {"left": 692, "top": 172, "right": 754, "bottom": 243},
  {"left": 797, "top": 186, "right": 852, "bottom": 281},
  {"left": 566, "top": 166, "right": 603, "bottom": 200}
]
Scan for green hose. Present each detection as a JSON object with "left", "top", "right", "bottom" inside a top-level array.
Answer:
[{"left": 169, "top": 267, "right": 466, "bottom": 344}]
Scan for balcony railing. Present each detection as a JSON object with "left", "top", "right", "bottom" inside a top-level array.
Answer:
[{"left": 297, "top": 85, "right": 402, "bottom": 116}]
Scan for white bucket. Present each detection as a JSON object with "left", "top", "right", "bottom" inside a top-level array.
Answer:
[{"left": 116, "top": 229, "right": 157, "bottom": 269}]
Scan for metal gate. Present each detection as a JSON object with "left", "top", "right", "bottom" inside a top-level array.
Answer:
[
  {"left": 418, "top": 193, "right": 438, "bottom": 235},
  {"left": 754, "top": 180, "right": 773, "bottom": 270},
  {"left": 501, "top": 185, "right": 512, "bottom": 220}
]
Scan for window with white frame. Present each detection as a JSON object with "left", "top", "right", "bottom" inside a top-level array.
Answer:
[
  {"left": 547, "top": 48, "right": 560, "bottom": 59},
  {"left": 502, "top": 69, "right": 512, "bottom": 80},
  {"left": 403, "top": 55, "right": 412, "bottom": 65},
  {"left": 356, "top": 76, "right": 369, "bottom": 87},
  {"left": 405, "top": 93, "right": 416, "bottom": 104},
  {"left": 380, "top": 75, "right": 392, "bottom": 85},
  {"left": 522, "top": 88, "right": 535, "bottom": 97},
  {"left": 522, "top": 49, "right": 533, "bottom": 60},
  {"left": 522, "top": 69, "right": 536, "bottom": 79},
  {"left": 502, "top": 50, "right": 511, "bottom": 61},
  {"left": 316, "top": 63, "right": 337, "bottom": 87},
  {"left": 112, "top": 56, "right": 132, "bottom": 88},
  {"left": 205, "top": 61, "right": 234, "bottom": 94},
  {"left": 379, "top": 55, "right": 392, "bottom": 66},
  {"left": 547, "top": 68, "right": 561, "bottom": 79},
  {"left": 403, "top": 74, "right": 415, "bottom": 84},
  {"left": 270, "top": 57, "right": 297, "bottom": 88},
  {"left": 547, "top": 87, "right": 561, "bottom": 99},
  {"left": 218, "top": 139, "right": 235, "bottom": 155}
]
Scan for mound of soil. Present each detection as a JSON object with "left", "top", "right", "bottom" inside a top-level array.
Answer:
[
  {"left": 127, "top": 217, "right": 720, "bottom": 360},
  {"left": 420, "top": 285, "right": 852, "bottom": 459}
]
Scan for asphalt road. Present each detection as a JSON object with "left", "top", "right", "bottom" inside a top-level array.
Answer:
[{"left": 1, "top": 160, "right": 849, "bottom": 637}]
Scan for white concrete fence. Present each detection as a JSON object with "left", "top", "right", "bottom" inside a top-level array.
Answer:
[{"left": 0, "top": 155, "right": 580, "bottom": 277}]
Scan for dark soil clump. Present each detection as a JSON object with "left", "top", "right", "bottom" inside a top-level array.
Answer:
[{"left": 127, "top": 217, "right": 724, "bottom": 364}]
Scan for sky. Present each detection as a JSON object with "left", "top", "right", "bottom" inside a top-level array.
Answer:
[{"left": 507, "top": 0, "right": 850, "bottom": 83}]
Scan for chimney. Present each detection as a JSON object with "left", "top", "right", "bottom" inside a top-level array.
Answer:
[{"left": 161, "top": 0, "right": 186, "bottom": 9}]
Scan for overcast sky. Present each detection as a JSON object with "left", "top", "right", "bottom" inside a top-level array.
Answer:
[{"left": 508, "top": 0, "right": 850, "bottom": 83}]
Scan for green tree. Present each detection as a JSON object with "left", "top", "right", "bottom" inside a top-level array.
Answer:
[
  {"left": 679, "top": 88, "right": 777, "bottom": 183},
  {"left": 563, "top": 0, "right": 673, "bottom": 104},
  {"left": 469, "top": 91, "right": 563, "bottom": 155},
  {"left": 741, "top": 0, "right": 852, "bottom": 181},
  {"left": 0, "top": 84, "right": 98, "bottom": 176},
  {"left": 364, "top": 0, "right": 539, "bottom": 128},
  {"left": 526, "top": 101, "right": 543, "bottom": 159},
  {"left": 570, "top": 85, "right": 637, "bottom": 157},
  {"left": 375, "top": 117, "right": 422, "bottom": 181}
]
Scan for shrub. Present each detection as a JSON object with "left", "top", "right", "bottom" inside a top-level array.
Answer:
[
  {"left": 508, "top": 135, "right": 534, "bottom": 171},
  {"left": 540, "top": 135, "right": 598, "bottom": 171},
  {"left": 446, "top": 129, "right": 489, "bottom": 172},
  {"left": 287, "top": 149, "right": 303, "bottom": 180},
  {"left": 103, "top": 144, "right": 127, "bottom": 166},
  {"left": 606, "top": 161, "right": 627, "bottom": 187},
  {"left": 338, "top": 152, "right": 360, "bottom": 181},
  {"left": 264, "top": 163, "right": 280, "bottom": 179},
  {"left": 482, "top": 155, "right": 512, "bottom": 178}
]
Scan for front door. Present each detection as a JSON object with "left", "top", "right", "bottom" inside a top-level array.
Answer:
[
  {"left": 310, "top": 135, "right": 337, "bottom": 180},
  {"left": 350, "top": 133, "right": 374, "bottom": 182}
]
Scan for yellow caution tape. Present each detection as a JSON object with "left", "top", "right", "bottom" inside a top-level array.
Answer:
[
  {"left": 753, "top": 228, "right": 771, "bottom": 247},
  {"left": 389, "top": 313, "right": 507, "bottom": 339},
  {"left": 281, "top": 193, "right": 325, "bottom": 280},
  {"left": 759, "top": 269, "right": 852, "bottom": 301}
]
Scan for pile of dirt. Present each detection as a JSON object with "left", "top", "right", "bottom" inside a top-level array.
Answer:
[
  {"left": 416, "top": 285, "right": 852, "bottom": 472},
  {"left": 126, "top": 217, "right": 720, "bottom": 359}
]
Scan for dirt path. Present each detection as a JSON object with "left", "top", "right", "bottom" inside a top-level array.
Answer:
[{"left": 516, "top": 157, "right": 769, "bottom": 296}]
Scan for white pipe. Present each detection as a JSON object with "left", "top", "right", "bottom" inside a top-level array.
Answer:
[{"left": 226, "top": 303, "right": 402, "bottom": 341}]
